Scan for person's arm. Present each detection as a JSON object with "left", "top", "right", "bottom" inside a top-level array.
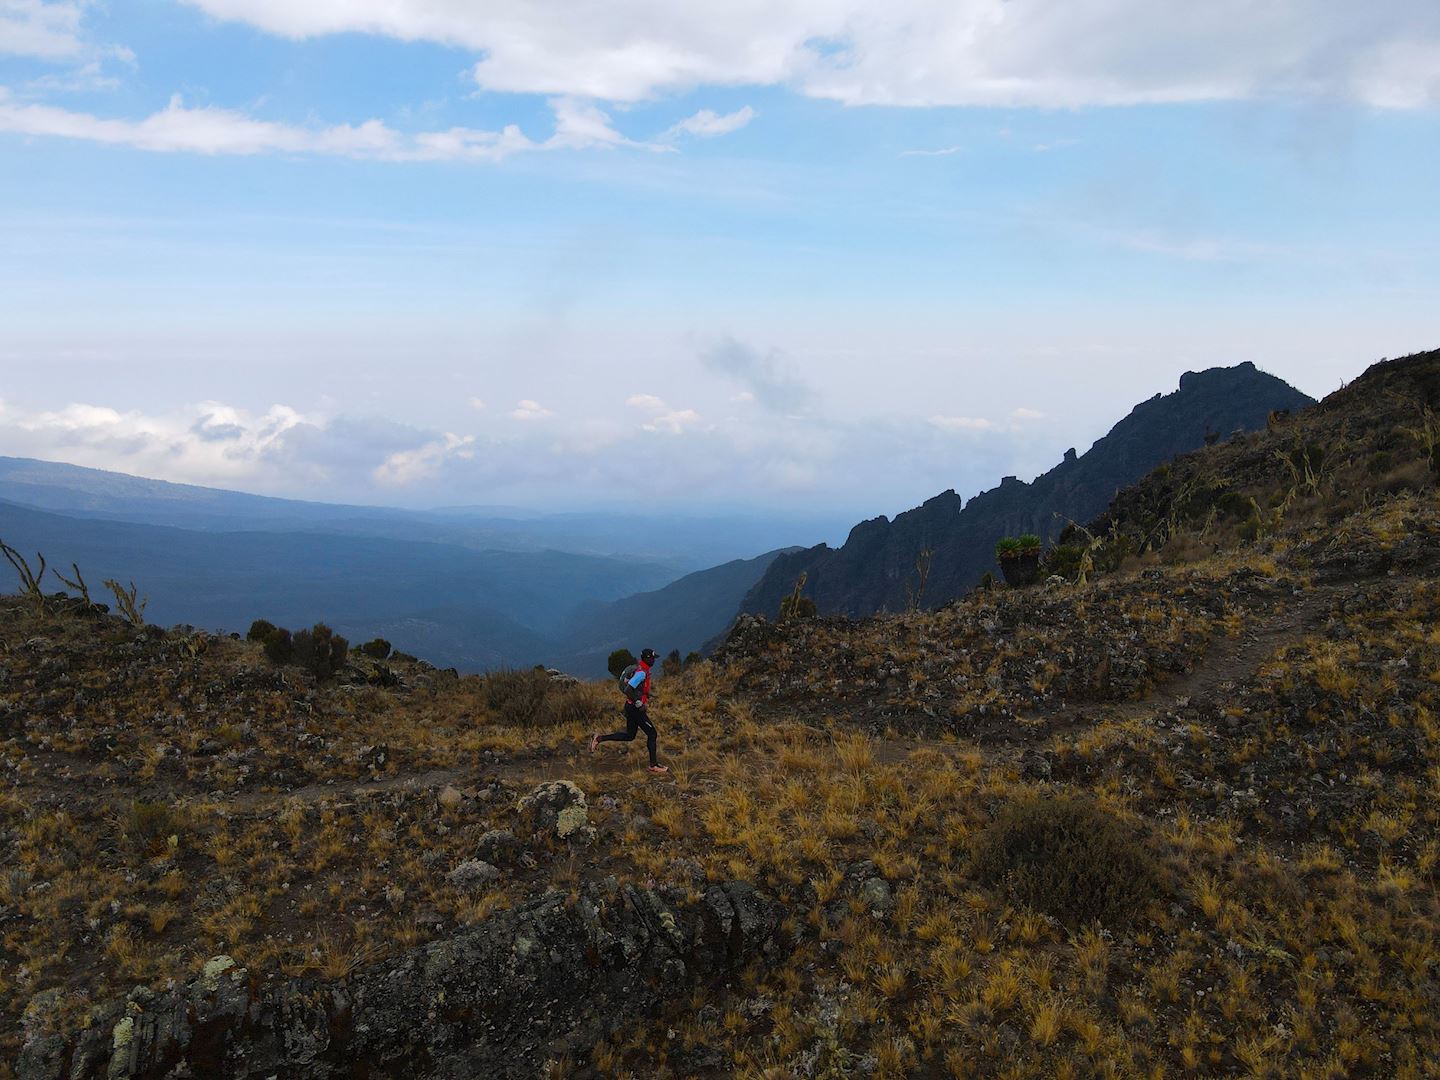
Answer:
[{"left": 627, "top": 668, "right": 647, "bottom": 703}]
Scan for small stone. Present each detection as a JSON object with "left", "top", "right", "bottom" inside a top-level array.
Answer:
[
  {"left": 859, "top": 877, "right": 893, "bottom": 918},
  {"left": 447, "top": 860, "right": 501, "bottom": 890},
  {"left": 437, "top": 785, "right": 465, "bottom": 810}
]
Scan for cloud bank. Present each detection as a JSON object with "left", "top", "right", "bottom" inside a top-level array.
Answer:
[{"left": 178, "top": 1, "right": 1440, "bottom": 109}]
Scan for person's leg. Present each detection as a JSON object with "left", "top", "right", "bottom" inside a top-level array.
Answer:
[
  {"left": 597, "top": 704, "right": 641, "bottom": 745},
  {"left": 635, "top": 710, "right": 658, "bottom": 766}
]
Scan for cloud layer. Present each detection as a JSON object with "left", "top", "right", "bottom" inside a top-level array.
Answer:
[
  {"left": 0, "top": 89, "right": 659, "bottom": 160},
  {"left": 0, "top": 366, "right": 1056, "bottom": 512},
  {"left": 178, "top": 0, "right": 1440, "bottom": 109}
]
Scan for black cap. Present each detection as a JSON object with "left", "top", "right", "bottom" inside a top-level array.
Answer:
[{"left": 640, "top": 648, "right": 658, "bottom": 662}]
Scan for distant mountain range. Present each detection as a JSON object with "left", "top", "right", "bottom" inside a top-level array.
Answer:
[
  {"left": 0, "top": 362, "right": 1315, "bottom": 672},
  {"left": 0, "top": 456, "right": 850, "bottom": 572},
  {"left": 0, "top": 461, "right": 806, "bottom": 675},
  {"left": 739, "top": 362, "right": 1314, "bottom": 620},
  {"left": 549, "top": 548, "right": 798, "bottom": 674}
]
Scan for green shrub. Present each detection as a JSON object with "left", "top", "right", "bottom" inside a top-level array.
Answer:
[
  {"left": 970, "top": 793, "right": 1161, "bottom": 928},
  {"left": 607, "top": 648, "right": 637, "bottom": 679},
  {"left": 246, "top": 619, "right": 279, "bottom": 643},
  {"left": 994, "top": 537, "right": 1022, "bottom": 560},
  {"left": 291, "top": 623, "right": 348, "bottom": 680},
  {"left": 358, "top": 637, "right": 392, "bottom": 660},
  {"left": 262, "top": 627, "right": 294, "bottom": 665},
  {"left": 1042, "top": 543, "right": 1086, "bottom": 580}
]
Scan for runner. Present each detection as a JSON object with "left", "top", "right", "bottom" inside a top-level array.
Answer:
[{"left": 590, "top": 647, "right": 668, "bottom": 773}]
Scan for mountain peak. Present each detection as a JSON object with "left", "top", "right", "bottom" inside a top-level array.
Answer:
[{"left": 740, "top": 362, "right": 1313, "bottom": 619}]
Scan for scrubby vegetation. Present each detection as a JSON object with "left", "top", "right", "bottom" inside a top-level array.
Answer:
[
  {"left": 969, "top": 793, "right": 1162, "bottom": 928},
  {"left": 4, "top": 349, "right": 1440, "bottom": 1078}
]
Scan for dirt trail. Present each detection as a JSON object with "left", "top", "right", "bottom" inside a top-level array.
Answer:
[
  {"left": 171, "top": 581, "right": 1365, "bottom": 812},
  {"left": 874, "top": 582, "right": 1345, "bottom": 765},
  {"left": 220, "top": 766, "right": 473, "bottom": 812}
]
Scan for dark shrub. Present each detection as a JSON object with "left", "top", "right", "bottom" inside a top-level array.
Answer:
[
  {"left": 996, "top": 535, "right": 1042, "bottom": 588},
  {"left": 1215, "top": 490, "right": 1251, "bottom": 519},
  {"left": 970, "top": 793, "right": 1161, "bottom": 928},
  {"left": 684, "top": 651, "right": 702, "bottom": 666},
  {"left": 358, "top": 637, "right": 392, "bottom": 660},
  {"left": 484, "top": 668, "right": 552, "bottom": 726},
  {"left": 1042, "top": 543, "right": 1086, "bottom": 580},
  {"left": 246, "top": 619, "right": 279, "bottom": 643},
  {"left": 607, "top": 648, "right": 637, "bottom": 679},
  {"left": 662, "top": 649, "right": 683, "bottom": 678},
  {"left": 291, "top": 623, "right": 348, "bottom": 680},
  {"left": 483, "top": 669, "right": 608, "bottom": 728},
  {"left": 262, "top": 627, "right": 294, "bottom": 665}
]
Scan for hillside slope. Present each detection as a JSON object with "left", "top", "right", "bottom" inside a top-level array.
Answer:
[
  {"left": 741, "top": 361, "right": 1312, "bottom": 620},
  {"left": 7, "top": 349, "right": 1439, "bottom": 1080}
]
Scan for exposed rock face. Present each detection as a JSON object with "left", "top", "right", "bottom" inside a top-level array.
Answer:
[
  {"left": 739, "top": 363, "right": 1314, "bottom": 620},
  {"left": 18, "top": 880, "right": 782, "bottom": 1080}
]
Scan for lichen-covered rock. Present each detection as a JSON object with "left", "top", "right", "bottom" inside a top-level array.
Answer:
[
  {"left": 447, "top": 860, "right": 501, "bottom": 890},
  {"left": 516, "top": 780, "right": 586, "bottom": 836},
  {"left": 19, "top": 880, "right": 782, "bottom": 1080}
]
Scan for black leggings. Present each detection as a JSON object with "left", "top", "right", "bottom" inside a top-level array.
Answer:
[{"left": 598, "top": 703, "right": 657, "bottom": 766}]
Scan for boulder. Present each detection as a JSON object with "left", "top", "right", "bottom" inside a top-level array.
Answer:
[
  {"left": 475, "top": 829, "right": 522, "bottom": 867},
  {"left": 20, "top": 881, "right": 783, "bottom": 1080},
  {"left": 517, "top": 780, "right": 586, "bottom": 835}
]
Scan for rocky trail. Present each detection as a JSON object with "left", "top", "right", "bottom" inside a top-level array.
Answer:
[
  {"left": 204, "top": 579, "right": 1364, "bottom": 815},
  {"left": 874, "top": 579, "right": 1352, "bottom": 766}
]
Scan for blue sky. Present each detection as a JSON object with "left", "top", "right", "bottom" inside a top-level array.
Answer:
[{"left": 1, "top": 1, "right": 1437, "bottom": 516}]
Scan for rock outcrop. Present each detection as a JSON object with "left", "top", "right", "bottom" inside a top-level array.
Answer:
[
  {"left": 18, "top": 880, "right": 782, "bottom": 1080},
  {"left": 738, "top": 362, "right": 1313, "bottom": 621}
]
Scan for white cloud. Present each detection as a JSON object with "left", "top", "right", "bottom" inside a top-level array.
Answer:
[
  {"left": 373, "top": 432, "right": 476, "bottom": 486},
  {"left": 1010, "top": 407, "right": 1045, "bottom": 421},
  {"left": 468, "top": 396, "right": 486, "bottom": 410},
  {"left": 0, "top": 91, "right": 658, "bottom": 160},
  {"left": 626, "top": 393, "right": 667, "bottom": 411},
  {"left": 4, "top": 398, "right": 314, "bottom": 483},
  {"left": 929, "top": 415, "right": 996, "bottom": 432},
  {"left": 642, "top": 408, "right": 702, "bottom": 434},
  {"left": 662, "top": 105, "right": 755, "bottom": 139},
  {"left": 177, "top": 1, "right": 1440, "bottom": 110},
  {"left": 0, "top": 0, "right": 84, "bottom": 59},
  {"left": 900, "top": 145, "right": 963, "bottom": 157},
  {"left": 511, "top": 399, "right": 553, "bottom": 421}
]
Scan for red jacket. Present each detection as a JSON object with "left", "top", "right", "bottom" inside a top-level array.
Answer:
[{"left": 636, "top": 659, "right": 652, "bottom": 705}]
